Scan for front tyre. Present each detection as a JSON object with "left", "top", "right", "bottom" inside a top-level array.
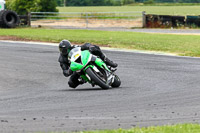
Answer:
[
  {"left": 85, "top": 67, "right": 110, "bottom": 89},
  {"left": 111, "top": 75, "right": 121, "bottom": 88}
]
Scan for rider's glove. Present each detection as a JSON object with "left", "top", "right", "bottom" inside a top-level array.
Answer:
[{"left": 63, "top": 69, "right": 73, "bottom": 77}]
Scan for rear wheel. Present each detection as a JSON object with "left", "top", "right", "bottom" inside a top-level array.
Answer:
[{"left": 85, "top": 67, "right": 110, "bottom": 89}]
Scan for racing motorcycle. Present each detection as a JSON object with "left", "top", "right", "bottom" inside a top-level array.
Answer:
[{"left": 68, "top": 47, "right": 121, "bottom": 89}]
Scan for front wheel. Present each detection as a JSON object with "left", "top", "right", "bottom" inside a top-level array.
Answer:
[{"left": 85, "top": 67, "right": 110, "bottom": 89}]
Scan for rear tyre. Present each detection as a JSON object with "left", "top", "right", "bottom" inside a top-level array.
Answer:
[
  {"left": 111, "top": 75, "right": 121, "bottom": 88},
  {"left": 85, "top": 67, "right": 110, "bottom": 89}
]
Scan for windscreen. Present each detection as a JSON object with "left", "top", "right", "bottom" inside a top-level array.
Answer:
[{"left": 68, "top": 47, "right": 80, "bottom": 59}]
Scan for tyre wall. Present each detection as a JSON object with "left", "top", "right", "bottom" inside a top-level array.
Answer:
[
  {"left": 145, "top": 14, "right": 200, "bottom": 28},
  {"left": 0, "top": 10, "right": 20, "bottom": 28}
]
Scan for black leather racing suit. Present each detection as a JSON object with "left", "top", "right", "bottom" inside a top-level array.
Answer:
[{"left": 58, "top": 43, "right": 106, "bottom": 88}]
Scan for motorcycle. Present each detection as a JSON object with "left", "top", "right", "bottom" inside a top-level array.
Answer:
[{"left": 68, "top": 47, "right": 121, "bottom": 89}]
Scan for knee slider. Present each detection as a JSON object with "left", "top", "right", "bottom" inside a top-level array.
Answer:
[{"left": 68, "top": 80, "right": 79, "bottom": 88}]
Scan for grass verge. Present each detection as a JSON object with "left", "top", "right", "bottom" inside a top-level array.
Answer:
[
  {"left": 57, "top": 6, "right": 200, "bottom": 15},
  {"left": 0, "top": 28, "right": 200, "bottom": 57},
  {"left": 77, "top": 124, "right": 200, "bottom": 133}
]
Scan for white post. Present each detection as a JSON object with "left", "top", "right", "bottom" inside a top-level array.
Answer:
[
  {"left": 0, "top": 0, "right": 5, "bottom": 11},
  {"left": 28, "top": 12, "right": 31, "bottom": 26},
  {"left": 142, "top": 11, "right": 146, "bottom": 28},
  {"left": 64, "top": 0, "right": 66, "bottom": 7},
  {"left": 86, "top": 13, "right": 88, "bottom": 28}
]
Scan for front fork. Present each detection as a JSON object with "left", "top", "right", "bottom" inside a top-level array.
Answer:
[
  {"left": 82, "top": 56, "right": 115, "bottom": 86},
  {"left": 94, "top": 56, "right": 111, "bottom": 72},
  {"left": 93, "top": 56, "right": 115, "bottom": 85}
]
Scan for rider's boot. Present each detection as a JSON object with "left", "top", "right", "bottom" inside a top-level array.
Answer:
[
  {"left": 78, "top": 78, "right": 86, "bottom": 85},
  {"left": 103, "top": 57, "right": 118, "bottom": 68}
]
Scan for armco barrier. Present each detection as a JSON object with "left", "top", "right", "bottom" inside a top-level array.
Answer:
[
  {"left": 186, "top": 16, "right": 200, "bottom": 27},
  {"left": 145, "top": 14, "right": 185, "bottom": 28},
  {"left": 145, "top": 14, "right": 200, "bottom": 28}
]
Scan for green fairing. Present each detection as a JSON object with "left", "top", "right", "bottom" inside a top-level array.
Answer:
[
  {"left": 70, "top": 49, "right": 110, "bottom": 84},
  {"left": 95, "top": 58, "right": 110, "bottom": 72},
  {"left": 70, "top": 62, "right": 83, "bottom": 71},
  {"left": 70, "top": 50, "right": 91, "bottom": 72},
  {"left": 81, "top": 50, "right": 91, "bottom": 65}
]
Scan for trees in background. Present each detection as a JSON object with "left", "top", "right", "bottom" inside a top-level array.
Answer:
[
  {"left": 56, "top": 0, "right": 135, "bottom": 6},
  {"left": 56, "top": 0, "right": 64, "bottom": 6},
  {"left": 38, "top": 0, "right": 58, "bottom": 12},
  {"left": 62, "top": 0, "right": 118, "bottom": 6},
  {"left": 6, "top": 0, "right": 58, "bottom": 15},
  {"left": 135, "top": 0, "right": 200, "bottom": 2},
  {"left": 122, "top": 0, "right": 135, "bottom": 5},
  {"left": 56, "top": 0, "right": 200, "bottom": 6},
  {"left": 5, "top": 0, "right": 200, "bottom": 14},
  {"left": 6, "top": 0, "right": 39, "bottom": 15}
]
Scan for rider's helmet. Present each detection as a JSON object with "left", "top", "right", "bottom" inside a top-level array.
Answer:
[{"left": 59, "top": 40, "right": 72, "bottom": 56}]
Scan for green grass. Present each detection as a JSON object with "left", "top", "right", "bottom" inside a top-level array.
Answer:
[
  {"left": 129, "top": 2, "right": 200, "bottom": 6},
  {"left": 45, "top": 124, "right": 200, "bottom": 133},
  {"left": 76, "top": 124, "right": 200, "bottom": 133},
  {"left": 35, "top": 124, "right": 200, "bottom": 133},
  {"left": 57, "top": 6, "right": 200, "bottom": 15},
  {"left": 1, "top": 28, "right": 200, "bottom": 56}
]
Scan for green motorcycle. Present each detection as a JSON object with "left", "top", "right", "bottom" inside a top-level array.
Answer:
[{"left": 68, "top": 47, "right": 121, "bottom": 89}]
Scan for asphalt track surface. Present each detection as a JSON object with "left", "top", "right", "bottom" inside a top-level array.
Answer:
[{"left": 0, "top": 41, "right": 200, "bottom": 132}]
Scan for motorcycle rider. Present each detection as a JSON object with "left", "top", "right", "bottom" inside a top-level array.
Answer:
[{"left": 58, "top": 40, "right": 118, "bottom": 88}]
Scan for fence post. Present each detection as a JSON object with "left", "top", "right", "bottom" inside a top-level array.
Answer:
[
  {"left": 28, "top": 12, "right": 31, "bottom": 26},
  {"left": 85, "top": 13, "right": 88, "bottom": 28},
  {"left": 64, "top": 0, "right": 66, "bottom": 7},
  {"left": 142, "top": 11, "right": 146, "bottom": 28}
]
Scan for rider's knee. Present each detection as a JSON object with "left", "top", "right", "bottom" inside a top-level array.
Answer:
[{"left": 68, "top": 80, "right": 79, "bottom": 88}]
